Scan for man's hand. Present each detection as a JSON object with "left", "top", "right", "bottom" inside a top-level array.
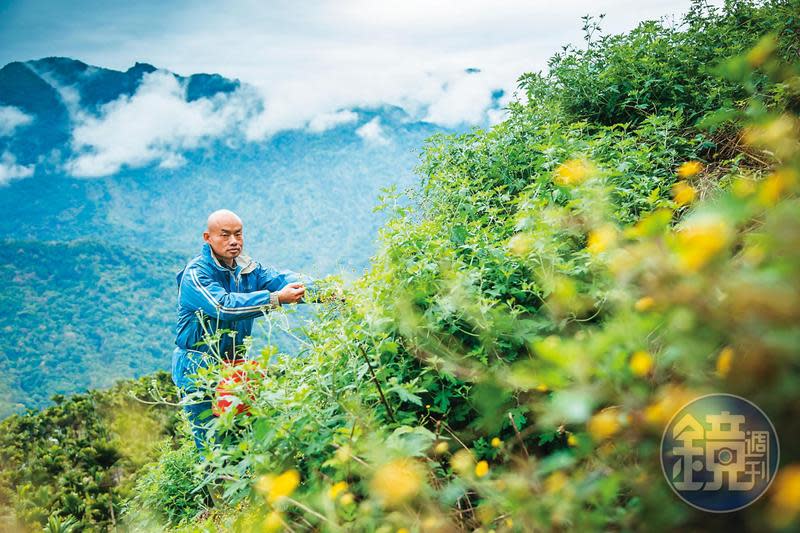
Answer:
[{"left": 276, "top": 282, "right": 305, "bottom": 305}]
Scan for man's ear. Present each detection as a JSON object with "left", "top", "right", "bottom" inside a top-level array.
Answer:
[{"left": 203, "top": 231, "right": 210, "bottom": 243}]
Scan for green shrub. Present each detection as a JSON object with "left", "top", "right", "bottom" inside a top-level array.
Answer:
[{"left": 124, "top": 442, "right": 207, "bottom": 528}]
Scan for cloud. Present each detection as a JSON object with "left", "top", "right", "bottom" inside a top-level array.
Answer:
[
  {"left": 423, "top": 69, "right": 504, "bottom": 127},
  {"left": 307, "top": 110, "right": 359, "bottom": 133},
  {"left": 1, "top": 1, "right": 715, "bottom": 146},
  {"left": 0, "top": 105, "right": 33, "bottom": 136},
  {"left": 0, "top": 151, "right": 34, "bottom": 185},
  {"left": 67, "top": 71, "right": 257, "bottom": 177},
  {"left": 356, "top": 117, "right": 389, "bottom": 145}
]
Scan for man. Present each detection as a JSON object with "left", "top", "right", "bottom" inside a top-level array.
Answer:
[{"left": 172, "top": 209, "right": 313, "bottom": 449}]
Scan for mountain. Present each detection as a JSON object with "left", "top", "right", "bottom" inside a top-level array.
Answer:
[{"left": 0, "top": 57, "right": 456, "bottom": 416}]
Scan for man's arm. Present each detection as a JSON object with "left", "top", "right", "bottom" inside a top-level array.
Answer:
[
  {"left": 181, "top": 266, "right": 279, "bottom": 321},
  {"left": 255, "top": 264, "right": 317, "bottom": 303}
]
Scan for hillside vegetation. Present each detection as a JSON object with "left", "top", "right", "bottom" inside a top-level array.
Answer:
[{"left": 3, "top": 0, "right": 800, "bottom": 531}]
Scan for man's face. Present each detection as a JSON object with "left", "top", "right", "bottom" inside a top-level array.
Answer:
[{"left": 204, "top": 218, "right": 243, "bottom": 262}]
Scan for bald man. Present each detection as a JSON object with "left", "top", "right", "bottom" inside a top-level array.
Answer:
[{"left": 171, "top": 209, "right": 315, "bottom": 449}]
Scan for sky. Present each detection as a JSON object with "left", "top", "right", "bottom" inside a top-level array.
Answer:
[{"left": 0, "top": 0, "right": 710, "bottom": 136}]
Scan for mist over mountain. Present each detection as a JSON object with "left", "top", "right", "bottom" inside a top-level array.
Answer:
[{"left": 0, "top": 57, "right": 470, "bottom": 415}]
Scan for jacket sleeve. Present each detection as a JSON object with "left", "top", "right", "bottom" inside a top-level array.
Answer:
[
  {"left": 181, "top": 265, "right": 279, "bottom": 321},
  {"left": 255, "top": 263, "right": 318, "bottom": 303}
]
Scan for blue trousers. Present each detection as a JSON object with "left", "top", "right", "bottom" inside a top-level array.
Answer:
[{"left": 172, "top": 348, "right": 216, "bottom": 450}]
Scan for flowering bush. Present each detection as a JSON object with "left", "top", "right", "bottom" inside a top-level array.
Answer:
[{"left": 158, "top": 2, "right": 800, "bottom": 531}]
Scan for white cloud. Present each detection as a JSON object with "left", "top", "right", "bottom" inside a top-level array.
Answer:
[
  {"left": 423, "top": 69, "right": 503, "bottom": 127},
  {"left": 356, "top": 117, "right": 389, "bottom": 145},
  {"left": 307, "top": 110, "right": 359, "bottom": 133},
  {"left": 2, "top": 1, "right": 717, "bottom": 145},
  {"left": 0, "top": 106, "right": 33, "bottom": 136},
  {"left": 0, "top": 151, "right": 34, "bottom": 185},
  {"left": 67, "top": 71, "right": 257, "bottom": 177}
]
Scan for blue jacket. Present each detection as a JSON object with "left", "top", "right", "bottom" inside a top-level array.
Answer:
[{"left": 171, "top": 242, "right": 313, "bottom": 391}]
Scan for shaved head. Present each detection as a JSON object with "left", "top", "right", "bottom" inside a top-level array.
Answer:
[
  {"left": 204, "top": 209, "right": 244, "bottom": 266},
  {"left": 206, "top": 209, "right": 242, "bottom": 232}
]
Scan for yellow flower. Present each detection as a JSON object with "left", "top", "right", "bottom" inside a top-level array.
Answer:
[
  {"left": 545, "top": 471, "right": 567, "bottom": 493},
  {"left": 567, "top": 434, "right": 577, "bottom": 447},
  {"left": 587, "top": 408, "right": 621, "bottom": 441},
  {"left": 746, "top": 35, "right": 777, "bottom": 67},
  {"left": 397, "top": 529, "right": 410, "bottom": 533},
  {"left": 508, "top": 233, "right": 535, "bottom": 256},
  {"left": 634, "top": 296, "right": 655, "bottom": 312},
  {"left": 758, "top": 169, "right": 798, "bottom": 206},
  {"left": 629, "top": 351, "right": 654, "bottom": 377},
  {"left": 732, "top": 177, "right": 757, "bottom": 198},
  {"left": 434, "top": 441, "right": 450, "bottom": 455},
  {"left": 475, "top": 460, "right": 490, "bottom": 478},
  {"left": 672, "top": 181, "right": 696, "bottom": 206},
  {"left": 535, "top": 383, "right": 549, "bottom": 392},
  {"left": 674, "top": 216, "right": 732, "bottom": 272},
  {"left": 771, "top": 464, "right": 800, "bottom": 515},
  {"left": 339, "top": 492, "right": 354, "bottom": 505},
  {"left": 643, "top": 386, "right": 695, "bottom": 427},
  {"left": 328, "top": 480, "right": 348, "bottom": 499},
  {"left": 335, "top": 445, "right": 351, "bottom": 463},
  {"left": 554, "top": 158, "right": 596, "bottom": 186},
  {"left": 587, "top": 224, "right": 617, "bottom": 254},
  {"left": 744, "top": 115, "right": 799, "bottom": 160},
  {"left": 371, "top": 458, "right": 424, "bottom": 507},
  {"left": 677, "top": 161, "right": 703, "bottom": 178},
  {"left": 716, "top": 347, "right": 734, "bottom": 378},
  {"left": 491, "top": 437, "right": 502, "bottom": 448},
  {"left": 450, "top": 449, "right": 475, "bottom": 476},
  {"left": 262, "top": 511, "right": 284, "bottom": 533},
  {"left": 261, "top": 470, "right": 300, "bottom": 504}
]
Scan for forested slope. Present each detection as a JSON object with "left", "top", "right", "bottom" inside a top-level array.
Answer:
[{"left": 4, "top": 1, "right": 800, "bottom": 531}]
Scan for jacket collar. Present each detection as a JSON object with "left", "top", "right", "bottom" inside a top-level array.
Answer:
[{"left": 201, "top": 242, "right": 257, "bottom": 275}]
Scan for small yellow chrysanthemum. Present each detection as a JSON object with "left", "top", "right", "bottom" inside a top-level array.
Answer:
[
  {"left": 262, "top": 511, "right": 284, "bottom": 533},
  {"left": 545, "top": 471, "right": 567, "bottom": 493},
  {"left": 335, "top": 445, "right": 351, "bottom": 463},
  {"left": 535, "top": 383, "right": 549, "bottom": 392},
  {"left": 675, "top": 216, "right": 732, "bottom": 272},
  {"left": 587, "top": 224, "right": 617, "bottom": 254},
  {"left": 716, "top": 347, "right": 734, "bottom": 378},
  {"left": 746, "top": 35, "right": 777, "bottom": 67},
  {"left": 587, "top": 408, "right": 621, "bottom": 441},
  {"left": 328, "top": 480, "right": 348, "bottom": 500},
  {"left": 629, "top": 351, "right": 654, "bottom": 377},
  {"left": 259, "top": 469, "right": 300, "bottom": 504},
  {"left": 643, "top": 386, "right": 695, "bottom": 427},
  {"left": 434, "top": 441, "right": 450, "bottom": 455},
  {"left": 758, "top": 169, "right": 798, "bottom": 206},
  {"left": 475, "top": 460, "right": 490, "bottom": 478},
  {"left": 450, "top": 449, "right": 475, "bottom": 476},
  {"left": 397, "top": 528, "right": 410, "bottom": 533},
  {"left": 677, "top": 161, "right": 703, "bottom": 178},
  {"left": 744, "top": 115, "right": 799, "bottom": 160},
  {"left": 732, "top": 177, "right": 757, "bottom": 198},
  {"left": 771, "top": 464, "right": 800, "bottom": 515},
  {"left": 567, "top": 434, "right": 577, "bottom": 447},
  {"left": 672, "top": 181, "right": 697, "bottom": 206},
  {"left": 491, "top": 437, "right": 502, "bottom": 448},
  {"left": 339, "top": 492, "right": 354, "bottom": 505},
  {"left": 634, "top": 296, "right": 655, "bottom": 312},
  {"left": 371, "top": 458, "right": 424, "bottom": 507},
  {"left": 508, "top": 233, "right": 535, "bottom": 256},
  {"left": 554, "top": 158, "right": 596, "bottom": 186}
]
